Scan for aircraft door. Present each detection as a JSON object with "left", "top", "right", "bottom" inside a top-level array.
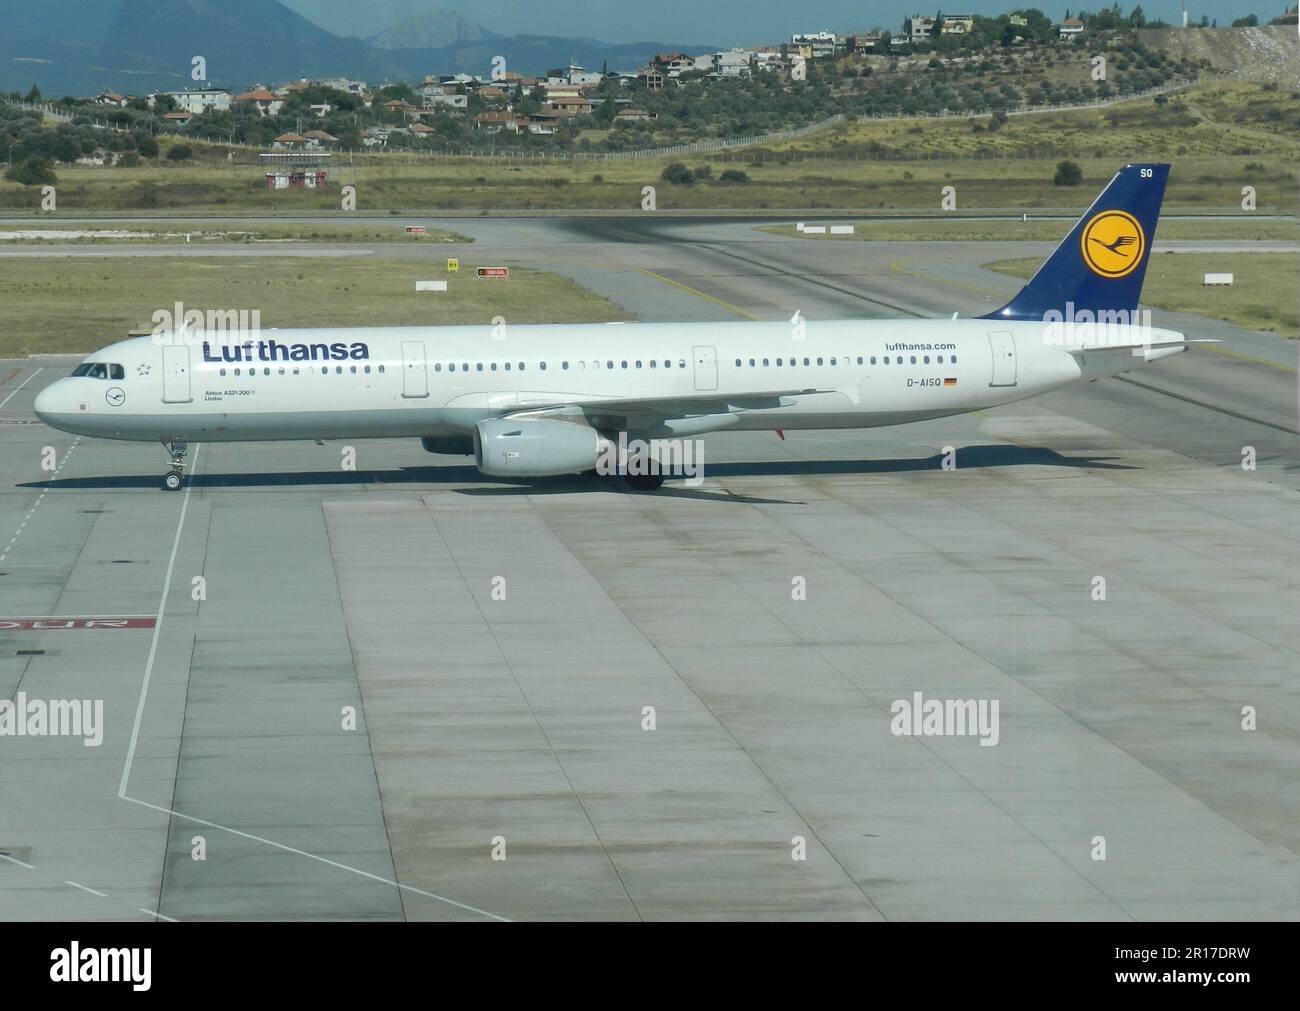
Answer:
[
  {"left": 162, "top": 345, "right": 192, "bottom": 403},
  {"left": 402, "top": 340, "right": 428, "bottom": 398},
  {"left": 987, "top": 331, "right": 1017, "bottom": 387},
  {"left": 692, "top": 345, "right": 718, "bottom": 392}
]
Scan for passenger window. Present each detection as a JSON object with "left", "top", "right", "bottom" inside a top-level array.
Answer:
[
  {"left": 540, "top": 362, "right": 547, "bottom": 371},
  {"left": 762, "top": 358, "right": 769, "bottom": 367},
  {"left": 816, "top": 357, "right": 823, "bottom": 366},
  {"left": 937, "top": 355, "right": 944, "bottom": 364},
  {"left": 279, "top": 367, "right": 286, "bottom": 375},
  {"left": 952, "top": 355, "right": 958, "bottom": 364},
  {"left": 870, "top": 356, "right": 877, "bottom": 365},
  {"left": 562, "top": 361, "right": 569, "bottom": 369},
  {"left": 220, "top": 368, "right": 227, "bottom": 376},
  {"left": 803, "top": 357, "right": 810, "bottom": 366},
  {"left": 378, "top": 365, "right": 385, "bottom": 373},
  {"left": 924, "top": 356, "right": 930, "bottom": 364},
  {"left": 748, "top": 358, "right": 755, "bottom": 367},
  {"left": 910, "top": 356, "right": 916, "bottom": 364},
  {"left": 607, "top": 361, "right": 614, "bottom": 369}
]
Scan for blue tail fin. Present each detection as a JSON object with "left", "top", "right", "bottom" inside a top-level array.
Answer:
[{"left": 981, "top": 163, "right": 1169, "bottom": 322}]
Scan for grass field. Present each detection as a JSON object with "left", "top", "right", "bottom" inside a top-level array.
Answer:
[
  {"left": 984, "top": 252, "right": 1299, "bottom": 336},
  {"left": 1, "top": 83, "right": 1295, "bottom": 214},
  {"left": 0, "top": 258, "right": 622, "bottom": 356},
  {"left": 0, "top": 222, "right": 471, "bottom": 244},
  {"left": 759, "top": 217, "right": 1300, "bottom": 242}
]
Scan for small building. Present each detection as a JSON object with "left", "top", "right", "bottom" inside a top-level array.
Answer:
[
  {"left": 846, "top": 33, "right": 882, "bottom": 53},
  {"left": 712, "top": 49, "right": 755, "bottom": 76},
  {"left": 1057, "top": 18, "right": 1085, "bottom": 38},
  {"left": 164, "top": 88, "right": 230, "bottom": 114},
  {"left": 162, "top": 110, "right": 192, "bottom": 124},
  {"left": 259, "top": 151, "right": 329, "bottom": 189},
  {"left": 474, "top": 111, "right": 523, "bottom": 133},
  {"left": 273, "top": 132, "right": 308, "bottom": 148},
  {"left": 940, "top": 14, "right": 975, "bottom": 34},
  {"left": 904, "top": 14, "right": 936, "bottom": 41},
  {"left": 235, "top": 87, "right": 284, "bottom": 116},
  {"left": 524, "top": 113, "right": 559, "bottom": 135},
  {"left": 303, "top": 129, "right": 338, "bottom": 145},
  {"left": 790, "top": 31, "right": 838, "bottom": 58},
  {"left": 637, "top": 68, "right": 665, "bottom": 90},
  {"left": 546, "top": 95, "right": 593, "bottom": 116},
  {"left": 95, "top": 91, "right": 128, "bottom": 107},
  {"left": 615, "top": 108, "right": 655, "bottom": 122}
]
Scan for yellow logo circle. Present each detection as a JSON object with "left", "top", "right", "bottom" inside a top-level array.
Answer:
[{"left": 1080, "top": 210, "right": 1145, "bottom": 279}]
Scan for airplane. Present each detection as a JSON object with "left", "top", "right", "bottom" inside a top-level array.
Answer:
[{"left": 34, "top": 163, "right": 1185, "bottom": 492}]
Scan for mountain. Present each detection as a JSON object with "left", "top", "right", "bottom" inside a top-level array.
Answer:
[
  {"left": 0, "top": 0, "right": 714, "bottom": 96},
  {"left": 368, "top": 10, "right": 496, "bottom": 50}
]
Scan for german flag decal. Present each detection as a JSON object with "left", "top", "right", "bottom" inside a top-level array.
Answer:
[{"left": 943, "top": 377, "right": 958, "bottom": 387}]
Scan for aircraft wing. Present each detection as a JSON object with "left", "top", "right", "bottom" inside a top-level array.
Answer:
[{"left": 503, "top": 387, "right": 838, "bottom": 434}]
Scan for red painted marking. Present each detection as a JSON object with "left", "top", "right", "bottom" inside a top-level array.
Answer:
[
  {"left": 0, "top": 617, "right": 156, "bottom": 630},
  {"left": 476, "top": 266, "right": 509, "bottom": 279},
  {"left": 404, "top": 225, "right": 426, "bottom": 234}
]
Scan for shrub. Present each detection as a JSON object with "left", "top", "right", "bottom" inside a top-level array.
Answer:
[
  {"left": 660, "top": 162, "right": 695, "bottom": 185},
  {"left": 4, "top": 155, "right": 56, "bottom": 186},
  {"left": 693, "top": 165, "right": 712, "bottom": 180},
  {"left": 166, "top": 144, "right": 193, "bottom": 161},
  {"left": 719, "top": 169, "right": 749, "bottom": 183},
  {"left": 136, "top": 135, "right": 159, "bottom": 158},
  {"left": 1053, "top": 159, "right": 1083, "bottom": 186}
]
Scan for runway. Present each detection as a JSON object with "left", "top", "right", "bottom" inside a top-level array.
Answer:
[{"left": 0, "top": 215, "right": 1297, "bottom": 920}]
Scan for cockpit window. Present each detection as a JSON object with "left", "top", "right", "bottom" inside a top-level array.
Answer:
[{"left": 70, "top": 362, "right": 122, "bottom": 380}]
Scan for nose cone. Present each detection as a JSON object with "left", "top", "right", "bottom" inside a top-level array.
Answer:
[{"left": 32, "top": 384, "right": 57, "bottom": 424}]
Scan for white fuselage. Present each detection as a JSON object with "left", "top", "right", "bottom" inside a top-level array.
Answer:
[{"left": 33, "top": 318, "right": 1184, "bottom": 445}]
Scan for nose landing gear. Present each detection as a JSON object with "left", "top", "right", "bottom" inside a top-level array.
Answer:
[{"left": 161, "top": 441, "right": 188, "bottom": 491}]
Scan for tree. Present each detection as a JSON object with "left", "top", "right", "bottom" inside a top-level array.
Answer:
[
  {"left": 24, "top": 84, "right": 41, "bottom": 102},
  {"left": 1231, "top": 14, "right": 1258, "bottom": 26},
  {"left": 661, "top": 162, "right": 695, "bottom": 185},
  {"left": 1053, "top": 159, "right": 1083, "bottom": 186},
  {"left": 136, "top": 134, "right": 159, "bottom": 158},
  {"left": 5, "top": 155, "right": 57, "bottom": 186},
  {"left": 166, "top": 144, "right": 193, "bottom": 161}
]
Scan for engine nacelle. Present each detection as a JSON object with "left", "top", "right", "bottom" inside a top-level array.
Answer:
[
  {"left": 421, "top": 435, "right": 474, "bottom": 455},
  {"left": 474, "top": 417, "right": 606, "bottom": 477}
]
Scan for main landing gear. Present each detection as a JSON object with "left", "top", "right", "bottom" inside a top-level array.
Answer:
[
  {"left": 161, "top": 441, "right": 188, "bottom": 491},
  {"left": 622, "top": 473, "right": 665, "bottom": 491}
]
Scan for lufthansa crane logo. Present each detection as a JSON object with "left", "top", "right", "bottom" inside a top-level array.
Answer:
[{"left": 1080, "top": 210, "right": 1145, "bottom": 279}]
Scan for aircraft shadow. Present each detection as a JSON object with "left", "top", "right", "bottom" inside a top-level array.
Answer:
[{"left": 17, "top": 445, "right": 1131, "bottom": 496}]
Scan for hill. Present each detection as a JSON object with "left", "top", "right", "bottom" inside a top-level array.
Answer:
[
  {"left": 0, "top": 0, "right": 712, "bottom": 96},
  {"left": 1138, "top": 26, "right": 1300, "bottom": 86}
]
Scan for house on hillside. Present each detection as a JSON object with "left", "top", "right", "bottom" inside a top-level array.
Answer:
[
  {"left": 235, "top": 87, "right": 285, "bottom": 116},
  {"left": 164, "top": 88, "right": 230, "bottom": 114},
  {"left": 1057, "top": 18, "right": 1085, "bottom": 38}
]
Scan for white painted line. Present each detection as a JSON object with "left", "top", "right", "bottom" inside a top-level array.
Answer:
[
  {"left": 123, "top": 795, "right": 510, "bottom": 922},
  {"left": 0, "top": 367, "right": 41, "bottom": 411},
  {"left": 115, "top": 445, "right": 508, "bottom": 922},
  {"left": 0, "top": 853, "right": 34, "bottom": 869},
  {"left": 118, "top": 445, "right": 199, "bottom": 798},
  {"left": 0, "top": 436, "right": 79, "bottom": 563},
  {"left": 66, "top": 879, "right": 107, "bottom": 897},
  {"left": 138, "top": 908, "right": 178, "bottom": 922}
]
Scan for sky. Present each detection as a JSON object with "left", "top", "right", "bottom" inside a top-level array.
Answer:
[{"left": 279, "top": 0, "right": 1285, "bottom": 44}]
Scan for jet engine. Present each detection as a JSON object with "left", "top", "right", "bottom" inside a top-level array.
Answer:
[{"left": 474, "top": 417, "right": 609, "bottom": 477}]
